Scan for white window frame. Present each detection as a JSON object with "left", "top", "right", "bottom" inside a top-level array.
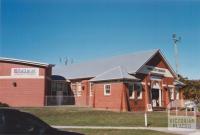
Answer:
[
  {"left": 71, "top": 83, "right": 77, "bottom": 96},
  {"left": 129, "top": 84, "right": 135, "bottom": 99},
  {"left": 170, "top": 88, "right": 174, "bottom": 100},
  {"left": 89, "top": 82, "right": 93, "bottom": 97},
  {"left": 76, "top": 82, "right": 82, "bottom": 97},
  {"left": 104, "top": 84, "right": 111, "bottom": 96},
  {"left": 136, "top": 84, "right": 143, "bottom": 99}
]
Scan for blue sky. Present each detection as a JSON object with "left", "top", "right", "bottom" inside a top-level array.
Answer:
[{"left": 1, "top": 0, "right": 200, "bottom": 79}]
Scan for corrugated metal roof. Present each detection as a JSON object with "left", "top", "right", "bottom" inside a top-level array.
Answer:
[
  {"left": 0, "top": 57, "right": 54, "bottom": 67},
  {"left": 53, "top": 49, "right": 160, "bottom": 79},
  {"left": 90, "top": 66, "right": 140, "bottom": 82}
]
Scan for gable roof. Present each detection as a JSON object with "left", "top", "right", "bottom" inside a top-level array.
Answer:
[
  {"left": 0, "top": 57, "right": 54, "bottom": 67},
  {"left": 90, "top": 66, "right": 140, "bottom": 82},
  {"left": 53, "top": 49, "right": 175, "bottom": 79}
]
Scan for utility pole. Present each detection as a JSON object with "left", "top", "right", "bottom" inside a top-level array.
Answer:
[{"left": 172, "top": 34, "right": 181, "bottom": 79}]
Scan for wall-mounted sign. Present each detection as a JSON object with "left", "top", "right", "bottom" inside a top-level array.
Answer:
[
  {"left": 138, "top": 65, "right": 173, "bottom": 78},
  {"left": 11, "top": 68, "right": 39, "bottom": 77}
]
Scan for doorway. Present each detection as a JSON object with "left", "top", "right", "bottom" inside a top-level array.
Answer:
[{"left": 151, "top": 89, "right": 159, "bottom": 107}]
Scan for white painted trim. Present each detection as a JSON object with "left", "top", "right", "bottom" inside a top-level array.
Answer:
[
  {"left": 0, "top": 76, "right": 45, "bottom": 79},
  {"left": 168, "top": 85, "right": 175, "bottom": 88},
  {"left": 169, "top": 87, "right": 175, "bottom": 100},
  {"left": 104, "top": 84, "right": 111, "bottom": 96},
  {"left": 0, "top": 57, "right": 53, "bottom": 67},
  {"left": 159, "top": 89, "right": 162, "bottom": 107}
]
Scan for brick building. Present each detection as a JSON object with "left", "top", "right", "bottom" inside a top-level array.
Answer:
[
  {"left": 53, "top": 49, "right": 185, "bottom": 111},
  {"left": 0, "top": 57, "right": 53, "bottom": 107},
  {"left": 0, "top": 49, "right": 184, "bottom": 111}
]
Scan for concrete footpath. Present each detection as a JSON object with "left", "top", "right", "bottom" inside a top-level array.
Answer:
[{"left": 52, "top": 126, "right": 200, "bottom": 135}]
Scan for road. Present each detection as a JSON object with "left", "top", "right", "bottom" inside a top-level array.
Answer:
[{"left": 52, "top": 126, "right": 200, "bottom": 135}]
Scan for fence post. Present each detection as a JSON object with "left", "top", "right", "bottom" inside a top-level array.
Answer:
[{"left": 145, "top": 112, "right": 148, "bottom": 127}]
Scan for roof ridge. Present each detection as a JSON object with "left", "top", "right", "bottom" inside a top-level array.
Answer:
[
  {"left": 93, "top": 66, "right": 120, "bottom": 79},
  {"left": 90, "top": 65, "right": 140, "bottom": 82},
  {"left": 118, "top": 66, "right": 123, "bottom": 78}
]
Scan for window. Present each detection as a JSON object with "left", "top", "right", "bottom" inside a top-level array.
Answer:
[
  {"left": 89, "top": 83, "right": 94, "bottom": 96},
  {"left": 76, "top": 82, "right": 82, "bottom": 97},
  {"left": 71, "top": 82, "right": 82, "bottom": 97},
  {"left": 50, "top": 81, "right": 68, "bottom": 96},
  {"left": 104, "top": 84, "right": 111, "bottom": 96},
  {"left": 136, "top": 84, "right": 142, "bottom": 99},
  {"left": 128, "top": 84, "right": 135, "bottom": 99},
  {"left": 169, "top": 88, "right": 174, "bottom": 100}
]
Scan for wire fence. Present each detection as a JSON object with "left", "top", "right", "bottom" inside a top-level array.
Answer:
[{"left": 45, "top": 96, "right": 76, "bottom": 106}]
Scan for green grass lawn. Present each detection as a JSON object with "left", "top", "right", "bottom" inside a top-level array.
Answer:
[
  {"left": 17, "top": 107, "right": 200, "bottom": 128},
  {"left": 18, "top": 107, "right": 168, "bottom": 127},
  {"left": 65, "top": 129, "right": 177, "bottom": 135}
]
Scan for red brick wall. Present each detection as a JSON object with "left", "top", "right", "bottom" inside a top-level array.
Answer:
[
  {"left": 0, "top": 61, "right": 49, "bottom": 107},
  {"left": 92, "top": 82, "right": 127, "bottom": 111},
  {"left": 69, "top": 79, "right": 90, "bottom": 107},
  {"left": 0, "top": 79, "right": 45, "bottom": 107},
  {"left": 128, "top": 84, "right": 146, "bottom": 111},
  {"left": 74, "top": 80, "right": 89, "bottom": 107}
]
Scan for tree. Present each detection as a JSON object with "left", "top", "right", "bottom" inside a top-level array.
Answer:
[{"left": 180, "top": 77, "right": 200, "bottom": 105}]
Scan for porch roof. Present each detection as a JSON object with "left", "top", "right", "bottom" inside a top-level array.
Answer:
[
  {"left": 174, "top": 80, "right": 185, "bottom": 87},
  {"left": 90, "top": 66, "right": 140, "bottom": 82}
]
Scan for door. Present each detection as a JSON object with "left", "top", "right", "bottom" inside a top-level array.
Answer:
[{"left": 151, "top": 89, "right": 159, "bottom": 107}]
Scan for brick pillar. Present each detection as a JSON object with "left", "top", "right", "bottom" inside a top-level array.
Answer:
[
  {"left": 165, "top": 85, "right": 170, "bottom": 108},
  {"left": 145, "top": 74, "right": 150, "bottom": 111},
  {"left": 179, "top": 88, "right": 184, "bottom": 99},
  {"left": 121, "top": 83, "right": 128, "bottom": 112}
]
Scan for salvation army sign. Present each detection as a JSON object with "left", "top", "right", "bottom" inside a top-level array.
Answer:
[
  {"left": 139, "top": 65, "right": 173, "bottom": 78},
  {"left": 11, "top": 68, "right": 39, "bottom": 77}
]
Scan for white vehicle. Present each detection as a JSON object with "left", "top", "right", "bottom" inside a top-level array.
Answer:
[{"left": 184, "top": 100, "right": 196, "bottom": 109}]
